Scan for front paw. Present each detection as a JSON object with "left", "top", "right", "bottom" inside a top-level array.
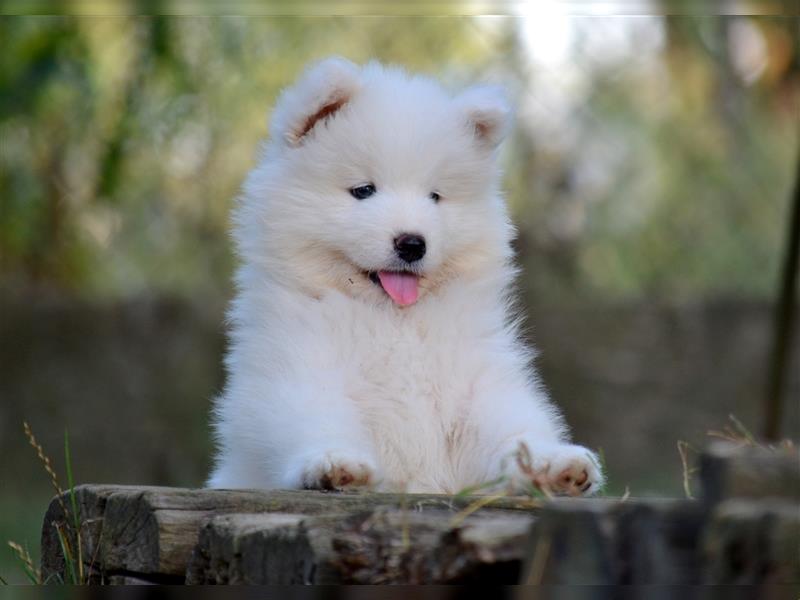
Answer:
[
  {"left": 510, "top": 442, "right": 604, "bottom": 497},
  {"left": 289, "top": 451, "right": 377, "bottom": 491}
]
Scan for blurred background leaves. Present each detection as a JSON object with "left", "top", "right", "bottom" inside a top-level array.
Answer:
[
  {"left": 0, "top": 5, "right": 798, "bottom": 582},
  {"left": 1, "top": 13, "right": 796, "bottom": 300}
]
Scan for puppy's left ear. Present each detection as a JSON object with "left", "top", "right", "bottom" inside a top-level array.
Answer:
[
  {"left": 270, "top": 56, "right": 361, "bottom": 147},
  {"left": 456, "top": 85, "right": 513, "bottom": 149}
]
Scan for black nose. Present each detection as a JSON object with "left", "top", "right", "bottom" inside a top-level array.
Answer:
[{"left": 394, "top": 234, "right": 426, "bottom": 263}]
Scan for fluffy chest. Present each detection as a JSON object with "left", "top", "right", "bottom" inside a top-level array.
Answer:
[
  {"left": 322, "top": 298, "right": 477, "bottom": 414},
  {"left": 312, "top": 294, "right": 495, "bottom": 490}
]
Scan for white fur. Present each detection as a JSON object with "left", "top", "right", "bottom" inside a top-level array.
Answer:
[{"left": 207, "top": 58, "right": 604, "bottom": 495}]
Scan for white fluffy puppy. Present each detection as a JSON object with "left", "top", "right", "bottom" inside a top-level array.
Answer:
[{"left": 207, "top": 58, "right": 604, "bottom": 495}]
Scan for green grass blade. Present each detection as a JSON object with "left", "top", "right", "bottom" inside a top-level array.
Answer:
[
  {"left": 20, "top": 568, "right": 38, "bottom": 585},
  {"left": 524, "top": 481, "right": 547, "bottom": 499},
  {"left": 42, "top": 571, "right": 64, "bottom": 585},
  {"left": 15, "top": 555, "right": 38, "bottom": 585},
  {"left": 54, "top": 526, "right": 77, "bottom": 585},
  {"left": 453, "top": 476, "right": 507, "bottom": 500},
  {"left": 63, "top": 430, "right": 84, "bottom": 583}
]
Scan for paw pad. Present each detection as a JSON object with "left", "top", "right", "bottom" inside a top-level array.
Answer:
[
  {"left": 513, "top": 442, "right": 603, "bottom": 497},
  {"left": 318, "top": 465, "right": 364, "bottom": 489},
  {"left": 299, "top": 454, "right": 375, "bottom": 491}
]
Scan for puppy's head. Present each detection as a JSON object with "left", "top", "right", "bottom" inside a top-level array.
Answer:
[{"left": 238, "top": 57, "right": 515, "bottom": 306}]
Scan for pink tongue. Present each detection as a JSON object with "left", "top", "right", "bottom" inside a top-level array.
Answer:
[{"left": 377, "top": 271, "right": 419, "bottom": 306}]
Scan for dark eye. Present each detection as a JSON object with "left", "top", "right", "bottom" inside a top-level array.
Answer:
[
  {"left": 429, "top": 191, "right": 441, "bottom": 203},
  {"left": 349, "top": 183, "right": 376, "bottom": 200}
]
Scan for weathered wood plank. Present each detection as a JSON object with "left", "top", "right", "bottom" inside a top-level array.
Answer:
[
  {"left": 186, "top": 509, "right": 537, "bottom": 584},
  {"left": 525, "top": 498, "right": 709, "bottom": 585},
  {"left": 702, "top": 499, "right": 800, "bottom": 584},
  {"left": 700, "top": 441, "right": 800, "bottom": 506},
  {"left": 41, "top": 484, "right": 544, "bottom": 582},
  {"left": 186, "top": 513, "right": 326, "bottom": 584},
  {"left": 40, "top": 484, "right": 121, "bottom": 583},
  {"left": 40, "top": 440, "right": 799, "bottom": 585}
]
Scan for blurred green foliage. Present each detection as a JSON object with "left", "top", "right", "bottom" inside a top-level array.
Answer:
[
  {"left": 0, "top": 14, "right": 797, "bottom": 302},
  {"left": 0, "top": 15, "right": 499, "bottom": 298}
]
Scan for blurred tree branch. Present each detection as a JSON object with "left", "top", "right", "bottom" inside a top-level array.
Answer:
[{"left": 764, "top": 139, "right": 800, "bottom": 441}]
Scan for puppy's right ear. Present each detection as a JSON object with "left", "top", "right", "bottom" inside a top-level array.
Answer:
[{"left": 269, "top": 57, "right": 361, "bottom": 147}]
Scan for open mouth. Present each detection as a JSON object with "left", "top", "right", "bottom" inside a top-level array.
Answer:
[{"left": 367, "top": 270, "right": 420, "bottom": 307}]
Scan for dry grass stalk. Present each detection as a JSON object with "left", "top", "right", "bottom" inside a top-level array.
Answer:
[
  {"left": 8, "top": 541, "right": 40, "bottom": 584},
  {"left": 707, "top": 413, "right": 758, "bottom": 447},
  {"left": 449, "top": 492, "right": 509, "bottom": 528},
  {"left": 17, "top": 422, "right": 85, "bottom": 584},
  {"left": 23, "top": 421, "right": 66, "bottom": 514},
  {"left": 676, "top": 440, "right": 697, "bottom": 500},
  {"left": 525, "top": 535, "right": 551, "bottom": 585},
  {"left": 620, "top": 486, "right": 631, "bottom": 502},
  {"left": 515, "top": 441, "right": 554, "bottom": 499}
]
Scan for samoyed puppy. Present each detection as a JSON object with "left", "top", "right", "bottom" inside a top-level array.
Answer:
[{"left": 207, "top": 57, "right": 604, "bottom": 495}]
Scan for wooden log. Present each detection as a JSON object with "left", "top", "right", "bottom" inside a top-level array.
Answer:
[
  {"left": 523, "top": 498, "right": 707, "bottom": 585},
  {"left": 40, "top": 484, "right": 122, "bottom": 584},
  {"left": 186, "top": 509, "right": 537, "bottom": 584},
  {"left": 700, "top": 441, "right": 800, "bottom": 506},
  {"left": 524, "top": 499, "right": 617, "bottom": 585},
  {"left": 330, "top": 510, "right": 536, "bottom": 584},
  {"left": 703, "top": 499, "right": 800, "bottom": 584},
  {"left": 611, "top": 498, "right": 706, "bottom": 584},
  {"left": 187, "top": 513, "right": 338, "bottom": 584},
  {"left": 187, "top": 513, "right": 296, "bottom": 584},
  {"left": 39, "top": 441, "right": 799, "bottom": 585},
  {"left": 41, "top": 484, "right": 543, "bottom": 583}
]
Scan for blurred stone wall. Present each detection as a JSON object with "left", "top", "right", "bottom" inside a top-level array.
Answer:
[{"left": 1, "top": 292, "right": 797, "bottom": 496}]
